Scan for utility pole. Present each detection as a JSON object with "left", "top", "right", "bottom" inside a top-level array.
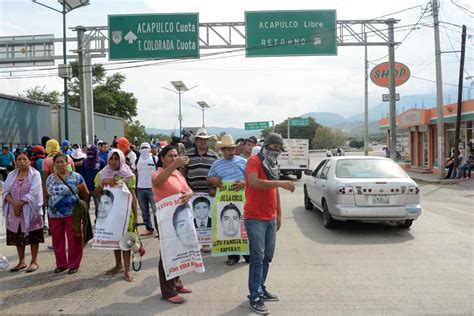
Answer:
[
  {"left": 433, "top": 0, "right": 446, "bottom": 178},
  {"left": 387, "top": 19, "right": 397, "bottom": 160},
  {"left": 76, "top": 26, "right": 94, "bottom": 145},
  {"left": 364, "top": 32, "right": 369, "bottom": 156},
  {"left": 454, "top": 25, "right": 467, "bottom": 167}
]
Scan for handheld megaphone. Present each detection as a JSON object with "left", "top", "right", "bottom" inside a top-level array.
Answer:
[
  {"left": 119, "top": 233, "right": 146, "bottom": 256},
  {"left": 119, "top": 232, "right": 139, "bottom": 252}
]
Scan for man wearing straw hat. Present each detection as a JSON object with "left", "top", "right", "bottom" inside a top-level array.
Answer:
[
  {"left": 185, "top": 128, "right": 219, "bottom": 253},
  {"left": 207, "top": 134, "right": 248, "bottom": 266}
]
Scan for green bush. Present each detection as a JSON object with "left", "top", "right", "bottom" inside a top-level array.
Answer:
[{"left": 349, "top": 139, "right": 364, "bottom": 149}]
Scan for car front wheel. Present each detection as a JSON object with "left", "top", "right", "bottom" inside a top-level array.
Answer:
[
  {"left": 322, "top": 200, "right": 336, "bottom": 229},
  {"left": 304, "top": 186, "right": 313, "bottom": 210}
]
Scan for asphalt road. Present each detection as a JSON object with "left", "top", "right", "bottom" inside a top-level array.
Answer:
[{"left": 0, "top": 150, "right": 472, "bottom": 314}]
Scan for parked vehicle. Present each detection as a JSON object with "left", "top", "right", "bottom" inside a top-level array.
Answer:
[
  {"left": 278, "top": 139, "right": 309, "bottom": 179},
  {"left": 303, "top": 156, "right": 421, "bottom": 229}
]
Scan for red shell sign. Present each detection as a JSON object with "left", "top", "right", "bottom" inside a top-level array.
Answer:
[{"left": 370, "top": 62, "right": 410, "bottom": 88}]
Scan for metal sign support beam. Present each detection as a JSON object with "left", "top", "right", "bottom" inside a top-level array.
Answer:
[{"left": 1, "top": 18, "right": 400, "bottom": 149}]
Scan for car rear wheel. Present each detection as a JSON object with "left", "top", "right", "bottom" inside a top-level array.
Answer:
[
  {"left": 322, "top": 200, "right": 336, "bottom": 229},
  {"left": 304, "top": 186, "right": 313, "bottom": 210},
  {"left": 397, "top": 219, "right": 413, "bottom": 229}
]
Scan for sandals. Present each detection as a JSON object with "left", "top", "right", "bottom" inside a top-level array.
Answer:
[
  {"left": 10, "top": 264, "right": 27, "bottom": 272},
  {"left": 26, "top": 263, "right": 39, "bottom": 273},
  {"left": 123, "top": 273, "right": 135, "bottom": 282},
  {"left": 105, "top": 266, "right": 124, "bottom": 275},
  {"left": 178, "top": 287, "right": 192, "bottom": 294},
  {"left": 140, "top": 230, "right": 153, "bottom": 237},
  {"left": 167, "top": 295, "right": 186, "bottom": 304}
]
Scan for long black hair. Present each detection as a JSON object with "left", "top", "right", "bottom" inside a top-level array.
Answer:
[{"left": 157, "top": 145, "right": 177, "bottom": 168}]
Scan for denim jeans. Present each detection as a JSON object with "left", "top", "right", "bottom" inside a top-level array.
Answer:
[
  {"left": 245, "top": 218, "right": 277, "bottom": 300},
  {"left": 136, "top": 188, "right": 158, "bottom": 233}
]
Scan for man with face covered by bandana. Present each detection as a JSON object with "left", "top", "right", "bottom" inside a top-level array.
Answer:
[
  {"left": 244, "top": 133, "right": 295, "bottom": 314},
  {"left": 80, "top": 145, "right": 106, "bottom": 218},
  {"left": 133, "top": 142, "right": 159, "bottom": 237}
]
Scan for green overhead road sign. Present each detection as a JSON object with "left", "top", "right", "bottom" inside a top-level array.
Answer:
[
  {"left": 290, "top": 118, "right": 309, "bottom": 127},
  {"left": 245, "top": 121, "right": 270, "bottom": 130},
  {"left": 245, "top": 10, "right": 337, "bottom": 57},
  {"left": 108, "top": 13, "right": 200, "bottom": 60}
]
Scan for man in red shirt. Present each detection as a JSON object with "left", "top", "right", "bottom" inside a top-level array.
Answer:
[{"left": 244, "top": 133, "right": 295, "bottom": 314}]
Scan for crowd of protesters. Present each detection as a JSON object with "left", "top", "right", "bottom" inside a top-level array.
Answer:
[{"left": 1, "top": 130, "right": 296, "bottom": 314}]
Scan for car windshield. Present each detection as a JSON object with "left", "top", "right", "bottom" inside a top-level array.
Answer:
[{"left": 335, "top": 159, "right": 407, "bottom": 178}]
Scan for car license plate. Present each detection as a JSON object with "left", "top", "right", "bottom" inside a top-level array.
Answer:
[{"left": 372, "top": 195, "right": 390, "bottom": 205}]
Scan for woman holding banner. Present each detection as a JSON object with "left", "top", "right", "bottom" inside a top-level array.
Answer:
[
  {"left": 95, "top": 149, "right": 138, "bottom": 282},
  {"left": 152, "top": 145, "right": 194, "bottom": 304}
]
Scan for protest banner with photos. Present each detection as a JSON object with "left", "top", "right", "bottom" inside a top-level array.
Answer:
[
  {"left": 190, "top": 193, "right": 214, "bottom": 246},
  {"left": 92, "top": 184, "right": 132, "bottom": 250},
  {"left": 156, "top": 193, "right": 205, "bottom": 280},
  {"left": 212, "top": 181, "right": 249, "bottom": 256}
]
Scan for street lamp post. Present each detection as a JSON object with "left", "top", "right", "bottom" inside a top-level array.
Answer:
[
  {"left": 162, "top": 81, "right": 197, "bottom": 134},
  {"left": 196, "top": 101, "right": 216, "bottom": 128},
  {"left": 32, "top": 0, "right": 90, "bottom": 140}
]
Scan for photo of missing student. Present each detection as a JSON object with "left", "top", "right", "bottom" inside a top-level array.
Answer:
[
  {"left": 217, "top": 202, "right": 243, "bottom": 240},
  {"left": 92, "top": 186, "right": 132, "bottom": 250},
  {"left": 190, "top": 194, "right": 214, "bottom": 245},
  {"left": 156, "top": 194, "right": 205, "bottom": 280}
]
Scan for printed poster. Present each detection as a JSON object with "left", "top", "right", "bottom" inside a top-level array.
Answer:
[
  {"left": 212, "top": 181, "right": 249, "bottom": 256},
  {"left": 190, "top": 193, "right": 214, "bottom": 246},
  {"left": 156, "top": 194, "right": 205, "bottom": 280},
  {"left": 92, "top": 185, "right": 132, "bottom": 250}
]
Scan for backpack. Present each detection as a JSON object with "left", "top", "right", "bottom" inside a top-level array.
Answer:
[
  {"left": 134, "top": 155, "right": 159, "bottom": 185},
  {"left": 135, "top": 155, "right": 159, "bottom": 170}
]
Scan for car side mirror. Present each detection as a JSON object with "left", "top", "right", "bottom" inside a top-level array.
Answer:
[{"left": 304, "top": 169, "right": 312, "bottom": 176}]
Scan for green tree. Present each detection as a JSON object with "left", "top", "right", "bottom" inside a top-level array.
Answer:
[
  {"left": 262, "top": 117, "right": 321, "bottom": 149},
  {"left": 68, "top": 61, "right": 137, "bottom": 121},
  {"left": 18, "top": 86, "right": 61, "bottom": 105},
  {"left": 349, "top": 139, "right": 365, "bottom": 149},
  {"left": 332, "top": 128, "right": 347, "bottom": 147},
  {"left": 312, "top": 126, "right": 346, "bottom": 149},
  {"left": 125, "top": 120, "right": 148, "bottom": 144}
]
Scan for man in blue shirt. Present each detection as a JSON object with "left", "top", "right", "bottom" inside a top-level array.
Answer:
[
  {"left": 97, "top": 141, "right": 110, "bottom": 162},
  {"left": 207, "top": 134, "right": 248, "bottom": 265},
  {"left": 0, "top": 146, "right": 15, "bottom": 181}
]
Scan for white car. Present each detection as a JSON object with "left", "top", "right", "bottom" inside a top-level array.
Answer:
[{"left": 304, "top": 156, "right": 421, "bottom": 228}]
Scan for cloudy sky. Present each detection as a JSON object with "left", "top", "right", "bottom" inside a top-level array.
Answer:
[{"left": 0, "top": 0, "right": 473, "bottom": 131}]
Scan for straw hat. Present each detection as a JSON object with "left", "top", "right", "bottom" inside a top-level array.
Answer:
[
  {"left": 217, "top": 134, "right": 237, "bottom": 149},
  {"left": 191, "top": 128, "right": 212, "bottom": 143}
]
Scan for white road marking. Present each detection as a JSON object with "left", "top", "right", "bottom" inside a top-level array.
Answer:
[{"left": 446, "top": 207, "right": 473, "bottom": 217}]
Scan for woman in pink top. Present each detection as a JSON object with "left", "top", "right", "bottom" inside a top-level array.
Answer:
[
  {"left": 2, "top": 151, "right": 44, "bottom": 273},
  {"left": 152, "top": 145, "right": 193, "bottom": 304}
]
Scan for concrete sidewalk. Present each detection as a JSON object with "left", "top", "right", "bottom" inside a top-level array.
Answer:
[{"left": 406, "top": 170, "right": 473, "bottom": 185}]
